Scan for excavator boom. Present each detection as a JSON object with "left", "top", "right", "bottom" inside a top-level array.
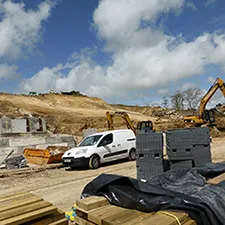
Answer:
[
  {"left": 199, "top": 78, "right": 225, "bottom": 117},
  {"left": 106, "top": 111, "right": 136, "bottom": 134},
  {"left": 184, "top": 77, "right": 225, "bottom": 126},
  {"left": 106, "top": 111, "right": 153, "bottom": 134}
]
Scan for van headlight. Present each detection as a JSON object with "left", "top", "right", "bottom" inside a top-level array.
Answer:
[{"left": 75, "top": 148, "right": 88, "bottom": 155}]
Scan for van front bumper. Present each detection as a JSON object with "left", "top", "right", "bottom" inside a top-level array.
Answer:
[{"left": 62, "top": 157, "right": 89, "bottom": 167}]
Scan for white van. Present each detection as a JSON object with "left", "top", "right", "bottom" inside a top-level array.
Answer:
[{"left": 62, "top": 129, "right": 136, "bottom": 169}]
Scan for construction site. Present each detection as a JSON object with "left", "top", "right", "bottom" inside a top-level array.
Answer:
[{"left": 0, "top": 77, "right": 225, "bottom": 225}]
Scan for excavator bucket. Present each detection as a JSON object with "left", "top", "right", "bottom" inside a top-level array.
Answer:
[{"left": 23, "top": 146, "right": 69, "bottom": 165}]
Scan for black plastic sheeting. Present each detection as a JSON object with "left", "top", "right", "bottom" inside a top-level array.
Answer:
[{"left": 81, "top": 162, "right": 225, "bottom": 225}]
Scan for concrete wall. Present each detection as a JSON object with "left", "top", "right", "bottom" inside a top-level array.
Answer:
[
  {"left": 0, "top": 118, "right": 47, "bottom": 135},
  {"left": 0, "top": 134, "right": 76, "bottom": 159}
]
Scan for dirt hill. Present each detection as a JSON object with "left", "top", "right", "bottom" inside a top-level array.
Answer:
[{"left": 0, "top": 93, "right": 185, "bottom": 136}]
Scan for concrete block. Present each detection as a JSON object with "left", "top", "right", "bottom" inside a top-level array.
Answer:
[
  {"left": 29, "top": 118, "right": 40, "bottom": 132},
  {"left": 45, "top": 136, "right": 61, "bottom": 144},
  {"left": 1, "top": 118, "right": 12, "bottom": 134},
  {"left": 0, "top": 119, "right": 2, "bottom": 134},
  {"left": 45, "top": 135, "right": 76, "bottom": 147},
  {"left": 27, "top": 118, "right": 47, "bottom": 133},
  {"left": 9, "top": 137, "right": 46, "bottom": 147},
  {"left": 0, "top": 147, "right": 13, "bottom": 156},
  {"left": 0, "top": 138, "right": 9, "bottom": 147},
  {"left": 11, "top": 119, "right": 27, "bottom": 133},
  {"left": 36, "top": 143, "right": 68, "bottom": 149},
  {"left": 59, "top": 136, "right": 75, "bottom": 144},
  {"left": 41, "top": 118, "right": 47, "bottom": 132}
]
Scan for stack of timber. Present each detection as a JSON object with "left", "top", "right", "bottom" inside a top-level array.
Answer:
[
  {"left": 74, "top": 172, "right": 225, "bottom": 225},
  {"left": 74, "top": 196, "right": 196, "bottom": 225},
  {"left": 0, "top": 192, "right": 67, "bottom": 225}
]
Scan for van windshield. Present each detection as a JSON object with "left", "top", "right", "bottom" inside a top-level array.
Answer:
[{"left": 79, "top": 135, "right": 103, "bottom": 147}]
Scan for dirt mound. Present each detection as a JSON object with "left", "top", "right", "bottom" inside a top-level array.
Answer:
[
  {"left": 0, "top": 93, "right": 223, "bottom": 137},
  {"left": 0, "top": 93, "right": 153, "bottom": 136}
]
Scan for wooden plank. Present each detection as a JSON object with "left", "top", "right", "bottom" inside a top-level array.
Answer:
[
  {"left": 0, "top": 200, "right": 51, "bottom": 221},
  {"left": 75, "top": 197, "right": 196, "bottom": 225},
  {"left": 0, "top": 205, "right": 57, "bottom": 225},
  {"left": 88, "top": 205, "right": 128, "bottom": 225},
  {"left": 0, "top": 195, "right": 43, "bottom": 213},
  {"left": 183, "top": 220, "right": 197, "bottom": 225},
  {"left": 76, "top": 196, "right": 109, "bottom": 211},
  {"left": 207, "top": 172, "right": 225, "bottom": 185},
  {"left": 102, "top": 208, "right": 149, "bottom": 225},
  {"left": 0, "top": 191, "right": 28, "bottom": 200},
  {"left": 22, "top": 210, "right": 65, "bottom": 225},
  {"left": 123, "top": 211, "right": 189, "bottom": 225},
  {"left": 74, "top": 216, "right": 96, "bottom": 225},
  {"left": 76, "top": 206, "right": 103, "bottom": 221},
  {"left": 48, "top": 218, "right": 68, "bottom": 225},
  {"left": 0, "top": 192, "right": 32, "bottom": 203}
]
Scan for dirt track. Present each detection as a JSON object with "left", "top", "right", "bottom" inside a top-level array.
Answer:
[
  {"left": 0, "top": 137, "right": 225, "bottom": 212},
  {"left": 0, "top": 159, "right": 136, "bottom": 211}
]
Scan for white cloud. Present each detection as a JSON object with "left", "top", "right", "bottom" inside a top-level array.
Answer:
[
  {"left": 21, "top": 0, "right": 225, "bottom": 103},
  {"left": 186, "top": 1, "right": 197, "bottom": 10},
  {"left": 157, "top": 89, "right": 170, "bottom": 96},
  {"left": 0, "top": 0, "right": 54, "bottom": 59},
  {"left": 205, "top": 0, "right": 216, "bottom": 7},
  {"left": 180, "top": 82, "right": 196, "bottom": 91},
  {"left": 208, "top": 76, "right": 215, "bottom": 83},
  {"left": 0, "top": 63, "right": 18, "bottom": 81},
  {"left": 207, "top": 92, "right": 225, "bottom": 108},
  {"left": 93, "top": 0, "right": 184, "bottom": 52}
]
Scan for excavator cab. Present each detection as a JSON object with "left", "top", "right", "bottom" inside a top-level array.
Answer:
[{"left": 137, "top": 121, "right": 153, "bottom": 131}]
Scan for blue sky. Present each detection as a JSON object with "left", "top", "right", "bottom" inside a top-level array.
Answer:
[{"left": 0, "top": 0, "right": 225, "bottom": 106}]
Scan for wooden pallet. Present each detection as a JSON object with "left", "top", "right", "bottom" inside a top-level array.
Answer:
[
  {"left": 0, "top": 192, "right": 67, "bottom": 225},
  {"left": 74, "top": 196, "right": 197, "bottom": 225}
]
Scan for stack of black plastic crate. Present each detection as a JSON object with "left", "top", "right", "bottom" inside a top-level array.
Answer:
[
  {"left": 166, "top": 127, "right": 211, "bottom": 170},
  {"left": 136, "top": 130, "right": 163, "bottom": 181},
  {"left": 191, "top": 127, "right": 212, "bottom": 167}
]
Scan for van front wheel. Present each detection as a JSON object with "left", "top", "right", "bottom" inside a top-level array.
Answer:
[
  {"left": 89, "top": 155, "right": 100, "bottom": 169},
  {"left": 129, "top": 148, "right": 137, "bottom": 161}
]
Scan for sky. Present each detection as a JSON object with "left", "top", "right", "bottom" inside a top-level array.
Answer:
[{"left": 0, "top": 0, "right": 225, "bottom": 107}]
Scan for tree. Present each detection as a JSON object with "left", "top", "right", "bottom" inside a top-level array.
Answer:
[
  {"left": 162, "top": 96, "right": 168, "bottom": 108},
  {"left": 171, "top": 91, "right": 184, "bottom": 110},
  {"left": 183, "top": 88, "right": 204, "bottom": 112}
]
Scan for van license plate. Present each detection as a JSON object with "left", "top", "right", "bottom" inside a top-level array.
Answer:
[{"left": 64, "top": 159, "right": 71, "bottom": 163}]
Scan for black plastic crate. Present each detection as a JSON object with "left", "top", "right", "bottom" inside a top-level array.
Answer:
[
  {"left": 170, "top": 160, "right": 193, "bottom": 170},
  {"left": 193, "top": 145, "right": 211, "bottom": 157},
  {"left": 167, "top": 147, "right": 194, "bottom": 160},
  {"left": 193, "top": 157, "right": 212, "bottom": 167},
  {"left": 136, "top": 131, "right": 163, "bottom": 151},
  {"left": 137, "top": 165, "right": 163, "bottom": 181},
  {"left": 136, "top": 151, "right": 164, "bottom": 181}
]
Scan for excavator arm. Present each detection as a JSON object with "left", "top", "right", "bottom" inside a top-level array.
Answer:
[
  {"left": 106, "top": 111, "right": 136, "bottom": 134},
  {"left": 184, "top": 77, "right": 225, "bottom": 126},
  {"left": 106, "top": 111, "right": 154, "bottom": 134},
  {"left": 199, "top": 78, "right": 225, "bottom": 118}
]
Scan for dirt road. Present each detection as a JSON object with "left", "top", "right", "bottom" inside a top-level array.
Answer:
[
  {"left": 0, "top": 137, "right": 225, "bottom": 212},
  {"left": 0, "top": 160, "right": 136, "bottom": 211}
]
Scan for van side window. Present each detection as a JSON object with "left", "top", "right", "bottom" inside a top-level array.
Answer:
[{"left": 98, "top": 134, "right": 113, "bottom": 147}]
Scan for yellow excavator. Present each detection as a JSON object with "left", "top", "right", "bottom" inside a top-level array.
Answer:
[
  {"left": 184, "top": 77, "right": 225, "bottom": 126},
  {"left": 106, "top": 111, "right": 153, "bottom": 134}
]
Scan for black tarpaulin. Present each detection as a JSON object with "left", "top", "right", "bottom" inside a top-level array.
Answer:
[{"left": 81, "top": 162, "right": 225, "bottom": 225}]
